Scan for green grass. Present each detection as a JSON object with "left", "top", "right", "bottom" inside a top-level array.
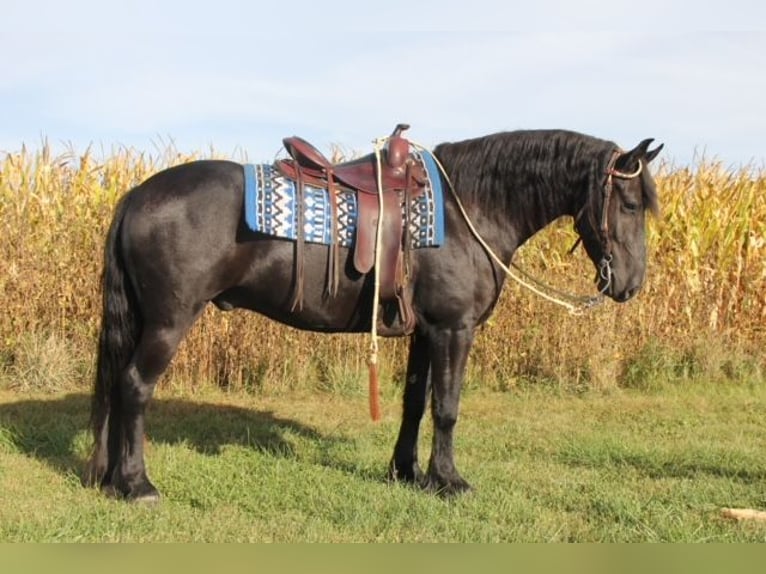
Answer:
[{"left": 1, "top": 383, "right": 766, "bottom": 542}]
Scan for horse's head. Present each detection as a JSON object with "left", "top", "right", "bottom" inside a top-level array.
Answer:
[{"left": 575, "top": 139, "right": 663, "bottom": 302}]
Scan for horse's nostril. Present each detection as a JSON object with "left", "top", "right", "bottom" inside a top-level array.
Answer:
[{"left": 621, "top": 286, "right": 640, "bottom": 301}]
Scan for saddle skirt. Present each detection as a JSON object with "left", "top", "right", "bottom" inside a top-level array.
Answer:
[{"left": 243, "top": 149, "right": 445, "bottom": 250}]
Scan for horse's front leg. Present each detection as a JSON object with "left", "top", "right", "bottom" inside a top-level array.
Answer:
[
  {"left": 389, "top": 331, "right": 431, "bottom": 484},
  {"left": 424, "top": 326, "right": 474, "bottom": 495}
]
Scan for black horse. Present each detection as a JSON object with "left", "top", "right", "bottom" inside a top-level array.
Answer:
[{"left": 84, "top": 129, "right": 662, "bottom": 501}]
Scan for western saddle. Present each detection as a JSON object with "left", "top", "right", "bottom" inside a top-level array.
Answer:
[{"left": 275, "top": 123, "right": 428, "bottom": 335}]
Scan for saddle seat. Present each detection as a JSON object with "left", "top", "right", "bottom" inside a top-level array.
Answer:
[
  {"left": 277, "top": 123, "right": 427, "bottom": 195},
  {"left": 274, "top": 124, "right": 425, "bottom": 335}
]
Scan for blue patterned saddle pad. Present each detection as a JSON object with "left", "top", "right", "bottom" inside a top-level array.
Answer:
[{"left": 243, "top": 149, "right": 444, "bottom": 248}]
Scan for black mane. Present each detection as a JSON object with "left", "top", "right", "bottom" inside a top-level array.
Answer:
[
  {"left": 433, "top": 130, "right": 615, "bottom": 217},
  {"left": 434, "top": 129, "right": 659, "bottom": 222}
]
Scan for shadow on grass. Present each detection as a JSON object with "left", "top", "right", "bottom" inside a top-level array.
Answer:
[{"left": 0, "top": 392, "right": 348, "bottom": 481}]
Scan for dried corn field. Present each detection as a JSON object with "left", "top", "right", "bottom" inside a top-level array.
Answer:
[{"left": 0, "top": 145, "right": 763, "bottom": 393}]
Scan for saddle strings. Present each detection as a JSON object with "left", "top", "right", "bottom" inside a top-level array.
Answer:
[{"left": 408, "top": 141, "right": 605, "bottom": 316}]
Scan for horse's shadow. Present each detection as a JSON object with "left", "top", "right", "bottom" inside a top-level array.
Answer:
[{"left": 0, "top": 392, "right": 348, "bottom": 481}]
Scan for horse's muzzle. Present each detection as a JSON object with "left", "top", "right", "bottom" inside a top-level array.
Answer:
[{"left": 613, "top": 285, "right": 641, "bottom": 302}]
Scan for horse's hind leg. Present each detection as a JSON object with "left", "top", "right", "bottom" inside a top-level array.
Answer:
[
  {"left": 107, "top": 318, "right": 197, "bottom": 501},
  {"left": 389, "top": 331, "right": 431, "bottom": 484}
]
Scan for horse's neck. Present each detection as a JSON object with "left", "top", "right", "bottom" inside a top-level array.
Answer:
[
  {"left": 467, "top": 174, "right": 581, "bottom": 257},
  {"left": 438, "top": 137, "right": 592, "bottom": 260},
  {"left": 514, "top": 184, "right": 579, "bottom": 247}
]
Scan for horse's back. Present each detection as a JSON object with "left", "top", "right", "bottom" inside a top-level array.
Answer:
[
  {"left": 129, "top": 159, "right": 244, "bottom": 209},
  {"left": 123, "top": 159, "right": 243, "bottom": 238}
]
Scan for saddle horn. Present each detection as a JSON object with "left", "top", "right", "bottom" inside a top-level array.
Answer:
[
  {"left": 386, "top": 123, "right": 411, "bottom": 169},
  {"left": 391, "top": 123, "right": 410, "bottom": 137}
]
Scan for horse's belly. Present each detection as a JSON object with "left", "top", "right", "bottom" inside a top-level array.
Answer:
[{"left": 212, "top": 285, "right": 371, "bottom": 334}]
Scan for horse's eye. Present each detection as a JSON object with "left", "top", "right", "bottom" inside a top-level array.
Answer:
[{"left": 623, "top": 201, "right": 639, "bottom": 213}]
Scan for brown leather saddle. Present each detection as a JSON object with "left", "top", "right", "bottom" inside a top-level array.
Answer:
[{"left": 275, "top": 123, "right": 427, "bottom": 334}]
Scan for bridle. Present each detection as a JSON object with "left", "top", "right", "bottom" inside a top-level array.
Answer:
[{"left": 572, "top": 149, "right": 644, "bottom": 295}]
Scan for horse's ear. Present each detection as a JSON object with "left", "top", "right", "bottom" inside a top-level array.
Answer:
[
  {"left": 616, "top": 138, "right": 661, "bottom": 170},
  {"left": 645, "top": 142, "right": 664, "bottom": 163}
]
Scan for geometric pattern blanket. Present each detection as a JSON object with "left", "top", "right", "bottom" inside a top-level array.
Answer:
[{"left": 243, "top": 149, "right": 445, "bottom": 248}]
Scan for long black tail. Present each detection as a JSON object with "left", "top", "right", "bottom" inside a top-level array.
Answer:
[{"left": 83, "top": 192, "right": 141, "bottom": 486}]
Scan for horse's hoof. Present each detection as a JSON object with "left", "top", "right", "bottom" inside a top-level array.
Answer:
[
  {"left": 125, "top": 481, "right": 161, "bottom": 503},
  {"left": 422, "top": 473, "right": 473, "bottom": 497},
  {"left": 387, "top": 459, "right": 424, "bottom": 485},
  {"left": 130, "top": 490, "right": 161, "bottom": 504},
  {"left": 101, "top": 477, "right": 160, "bottom": 503}
]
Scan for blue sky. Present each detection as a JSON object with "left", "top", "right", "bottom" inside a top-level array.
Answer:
[{"left": 2, "top": 0, "right": 765, "bottom": 167}]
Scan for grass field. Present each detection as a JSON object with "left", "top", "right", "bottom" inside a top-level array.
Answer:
[{"left": 2, "top": 383, "right": 765, "bottom": 542}]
